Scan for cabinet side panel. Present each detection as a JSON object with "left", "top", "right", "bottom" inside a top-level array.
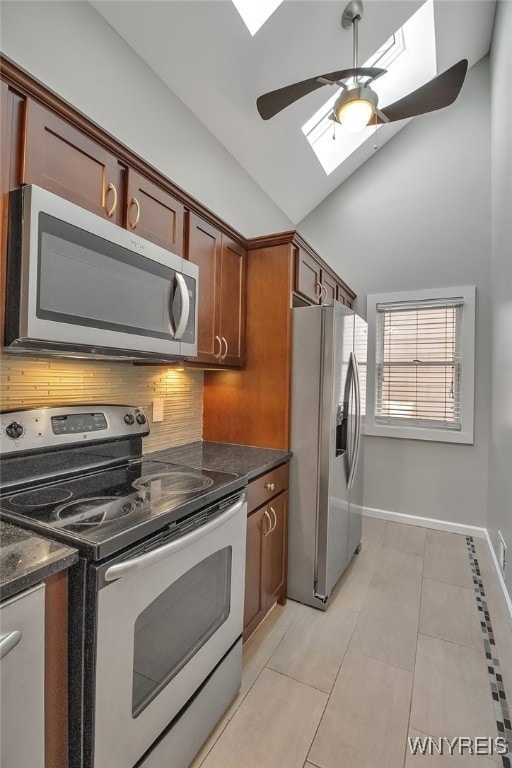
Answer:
[
  {"left": 203, "top": 244, "right": 293, "bottom": 449},
  {"left": 44, "top": 570, "right": 69, "bottom": 768},
  {"left": 288, "top": 307, "right": 323, "bottom": 607}
]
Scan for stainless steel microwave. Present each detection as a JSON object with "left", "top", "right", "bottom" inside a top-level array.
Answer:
[{"left": 4, "top": 185, "right": 198, "bottom": 361}]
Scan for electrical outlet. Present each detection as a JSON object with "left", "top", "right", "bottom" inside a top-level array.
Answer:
[
  {"left": 152, "top": 399, "right": 164, "bottom": 423},
  {"left": 498, "top": 531, "right": 507, "bottom": 577}
]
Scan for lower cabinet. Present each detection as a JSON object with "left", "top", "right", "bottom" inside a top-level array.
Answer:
[{"left": 243, "top": 464, "right": 289, "bottom": 642}]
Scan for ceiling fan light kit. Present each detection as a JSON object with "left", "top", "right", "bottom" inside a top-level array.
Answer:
[
  {"left": 256, "top": 0, "right": 468, "bottom": 134},
  {"left": 334, "top": 84, "right": 378, "bottom": 132}
]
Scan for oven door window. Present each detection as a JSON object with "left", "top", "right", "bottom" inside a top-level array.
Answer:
[{"left": 132, "top": 546, "right": 232, "bottom": 717}]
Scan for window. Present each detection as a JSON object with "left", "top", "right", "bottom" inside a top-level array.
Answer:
[{"left": 366, "top": 286, "right": 475, "bottom": 443}]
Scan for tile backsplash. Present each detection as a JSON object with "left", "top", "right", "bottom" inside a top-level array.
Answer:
[{"left": 0, "top": 355, "right": 203, "bottom": 453}]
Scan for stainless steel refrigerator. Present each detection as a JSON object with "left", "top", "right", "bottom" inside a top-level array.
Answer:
[{"left": 288, "top": 301, "right": 367, "bottom": 610}]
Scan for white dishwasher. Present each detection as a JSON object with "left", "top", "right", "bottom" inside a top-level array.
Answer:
[{"left": 0, "top": 582, "right": 45, "bottom": 768}]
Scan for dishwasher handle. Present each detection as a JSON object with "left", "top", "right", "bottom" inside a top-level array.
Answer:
[
  {"left": 0, "top": 629, "right": 22, "bottom": 660},
  {"left": 104, "top": 494, "right": 246, "bottom": 582}
]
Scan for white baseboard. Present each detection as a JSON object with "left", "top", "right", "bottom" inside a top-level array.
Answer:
[
  {"left": 361, "top": 505, "right": 512, "bottom": 622},
  {"left": 362, "top": 505, "right": 487, "bottom": 539},
  {"left": 484, "top": 529, "right": 512, "bottom": 622}
]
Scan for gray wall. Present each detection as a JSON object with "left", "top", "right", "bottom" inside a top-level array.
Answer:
[
  {"left": 488, "top": 0, "right": 512, "bottom": 598},
  {"left": 0, "top": 1, "right": 292, "bottom": 239},
  {"left": 298, "top": 58, "right": 491, "bottom": 528}
]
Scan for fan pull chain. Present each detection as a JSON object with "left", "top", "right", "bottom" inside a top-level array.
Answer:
[
  {"left": 373, "top": 118, "right": 379, "bottom": 151},
  {"left": 332, "top": 114, "right": 336, "bottom": 141}
]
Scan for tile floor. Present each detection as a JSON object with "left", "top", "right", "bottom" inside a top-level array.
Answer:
[{"left": 191, "top": 517, "right": 512, "bottom": 768}]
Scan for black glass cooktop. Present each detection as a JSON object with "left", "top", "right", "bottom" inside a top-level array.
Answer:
[{"left": 0, "top": 459, "right": 244, "bottom": 560}]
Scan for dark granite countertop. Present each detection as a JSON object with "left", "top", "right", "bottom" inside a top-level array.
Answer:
[
  {"left": 0, "top": 521, "right": 78, "bottom": 602},
  {"left": 148, "top": 441, "right": 292, "bottom": 482}
]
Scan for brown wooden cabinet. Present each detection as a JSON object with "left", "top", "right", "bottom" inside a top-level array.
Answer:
[
  {"left": 125, "top": 169, "right": 184, "bottom": 255},
  {"left": 243, "top": 464, "right": 289, "bottom": 642},
  {"left": 22, "top": 100, "right": 185, "bottom": 253},
  {"left": 294, "top": 245, "right": 352, "bottom": 307},
  {"left": 186, "top": 212, "right": 246, "bottom": 367},
  {"left": 203, "top": 233, "right": 355, "bottom": 449},
  {"left": 296, "top": 247, "right": 322, "bottom": 304},
  {"left": 23, "top": 99, "right": 125, "bottom": 227}
]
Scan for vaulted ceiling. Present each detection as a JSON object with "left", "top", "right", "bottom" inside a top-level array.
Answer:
[{"left": 92, "top": 0, "right": 496, "bottom": 223}]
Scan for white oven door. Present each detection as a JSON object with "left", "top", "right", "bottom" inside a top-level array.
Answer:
[{"left": 93, "top": 493, "right": 246, "bottom": 768}]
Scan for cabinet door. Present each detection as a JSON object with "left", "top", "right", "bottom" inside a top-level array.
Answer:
[
  {"left": 266, "top": 491, "right": 288, "bottom": 610},
  {"left": 243, "top": 506, "right": 269, "bottom": 642},
  {"left": 126, "top": 169, "right": 184, "bottom": 255},
  {"left": 23, "top": 99, "right": 123, "bottom": 225},
  {"left": 1, "top": 84, "right": 25, "bottom": 346},
  {"left": 186, "top": 212, "right": 222, "bottom": 363},
  {"left": 295, "top": 247, "right": 321, "bottom": 304},
  {"left": 219, "top": 237, "right": 246, "bottom": 367},
  {"left": 336, "top": 284, "right": 353, "bottom": 308},
  {"left": 321, "top": 271, "right": 337, "bottom": 303}
]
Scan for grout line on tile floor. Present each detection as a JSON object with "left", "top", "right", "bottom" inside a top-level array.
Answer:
[
  {"left": 402, "top": 528, "right": 426, "bottom": 768},
  {"left": 466, "top": 536, "right": 512, "bottom": 768},
  {"left": 303, "top": 601, "right": 359, "bottom": 766}
]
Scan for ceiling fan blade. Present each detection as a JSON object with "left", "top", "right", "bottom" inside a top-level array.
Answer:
[
  {"left": 376, "top": 59, "right": 468, "bottom": 124},
  {"left": 257, "top": 67, "right": 386, "bottom": 120}
]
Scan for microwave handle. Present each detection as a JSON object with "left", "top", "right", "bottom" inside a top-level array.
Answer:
[
  {"left": 104, "top": 494, "right": 246, "bottom": 582},
  {"left": 174, "top": 273, "right": 190, "bottom": 341}
]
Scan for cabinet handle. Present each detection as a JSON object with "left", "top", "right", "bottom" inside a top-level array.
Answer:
[
  {"left": 264, "top": 482, "right": 275, "bottom": 492},
  {"left": 220, "top": 336, "right": 228, "bottom": 361},
  {"left": 320, "top": 284, "right": 327, "bottom": 302},
  {"left": 105, "top": 182, "right": 118, "bottom": 218},
  {"left": 263, "top": 509, "right": 272, "bottom": 536},
  {"left": 129, "top": 196, "right": 141, "bottom": 230},
  {"left": 269, "top": 506, "right": 278, "bottom": 533},
  {"left": 214, "top": 335, "right": 222, "bottom": 359},
  {"left": 316, "top": 280, "right": 323, "bottom": 301}
]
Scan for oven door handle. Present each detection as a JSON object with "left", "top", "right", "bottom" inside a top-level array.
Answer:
[{"left": 104, "top": 494, "right": 246, "bottom": 582}]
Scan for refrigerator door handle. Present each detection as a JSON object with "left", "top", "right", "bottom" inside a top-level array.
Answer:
[
  {"left": 347, "top": 352, "right": 362, "bottom": 491},
  {"left": 342, "top": 352, "right": 355, "bottom": 484}
]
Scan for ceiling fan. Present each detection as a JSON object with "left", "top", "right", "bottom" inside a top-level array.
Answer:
[{"left": 256, "top": 0, "right": 468, "bottom": 132}]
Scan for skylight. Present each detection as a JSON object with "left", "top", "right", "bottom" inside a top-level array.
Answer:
[
  {"left": 302, "top": 0, "right": 437, "bottom": 175},
  {"left": 232, "top": 0, "right": 283, "bottom": 36}
]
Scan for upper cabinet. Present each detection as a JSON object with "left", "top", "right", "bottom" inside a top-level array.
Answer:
[
  {"left": 294, "top": 245, "right": 353, "bottom": 308},
  {"left": 125, "top": 169, "right": 184, "bottom": 256},
  {"left": 23, "top": 100, "right": 185, "bottom": 254},
  {"left": 186, "top": 212, "right": 246, "bottom": 367},
  {"left": 23, "top": 99, "right": 125, "bottom": 227}
]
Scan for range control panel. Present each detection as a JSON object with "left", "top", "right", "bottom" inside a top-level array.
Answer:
[{"left": 0, "top": 405, "right": 149, "bottom": 455}]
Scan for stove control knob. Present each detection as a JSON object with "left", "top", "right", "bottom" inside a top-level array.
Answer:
[
  {"left": 6, "top": 421, "right": 24, "bottom": 439},
  {"left": 136, "top": 413, "right": 147, "bottom": 425},
  {"left": 124, "top": 413, "right": 135, "bottom": 425}
]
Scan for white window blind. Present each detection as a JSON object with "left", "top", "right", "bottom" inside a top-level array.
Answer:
[{"left": 375, "top": 297, "right": 463, "bottom": 430}]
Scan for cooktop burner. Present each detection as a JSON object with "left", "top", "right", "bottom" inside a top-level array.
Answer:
[
  {"left": 53, "top": 496, "right": 141, "bottom": 529},
  {"left": 132, "top": 470, "right": 214, "bottom": 497},
  {"left": 10, "top": 486, "right": 73, "bottom": 508}
]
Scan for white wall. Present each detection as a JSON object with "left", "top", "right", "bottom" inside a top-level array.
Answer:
[
  {"left": 0, "top": 1, "right": 292, "bottom": 239},
  {"left": 298, "top": 58, "right": 491, "bottom": 528},
  {"left": 488, "top": 0, "right": 512, "bottom": 598}
]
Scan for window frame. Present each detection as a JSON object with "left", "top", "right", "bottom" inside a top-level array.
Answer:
[{"left": 366, "top": 286, "right": 476, "bottom": 444}]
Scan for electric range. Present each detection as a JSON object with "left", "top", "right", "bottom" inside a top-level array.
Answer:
[{"left": 0, "top": 404, "right": 248, "bottom": 768}]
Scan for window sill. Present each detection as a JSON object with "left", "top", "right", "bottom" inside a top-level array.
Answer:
[{"left": 364, "top": 422, "right": 474, "bottom": 445}]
